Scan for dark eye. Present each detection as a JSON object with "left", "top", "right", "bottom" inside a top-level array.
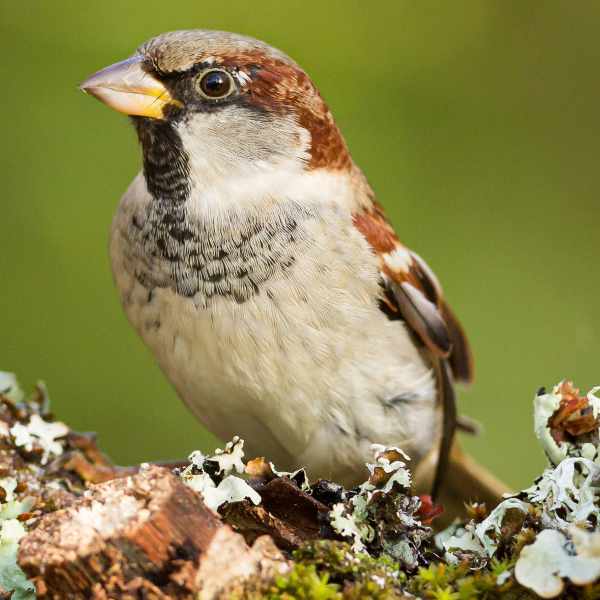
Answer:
[{"left": 196, "top": 69, "right": 234, "bottom": 99}]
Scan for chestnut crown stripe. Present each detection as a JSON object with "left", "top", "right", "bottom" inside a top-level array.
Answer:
[
  {"left": 141, "top": 45, "right": 353, "bottom": 172},
  {"left": 244, "top": 57, "right": 352, "bottom": 170},
  {"left": 223, "top": 54, "right": 352, "bottom": 171}
]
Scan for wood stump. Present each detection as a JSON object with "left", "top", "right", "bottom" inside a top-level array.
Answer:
[{"left": 18, "top": 465, "right": 288, "bottom": 599}]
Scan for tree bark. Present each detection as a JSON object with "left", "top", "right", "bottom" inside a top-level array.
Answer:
[{"left": 18, "top": 466, "right": 287, "bottom": 599}]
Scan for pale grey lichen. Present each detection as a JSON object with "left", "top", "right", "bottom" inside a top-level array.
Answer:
[
  {"left": 330, "top": 502, "right": 373, "bottom": 553},
  {"left": 367, "top": 444, "right": 412, "bottom": 493},
  {"left": 330, "top": 444, "right": 413, "bottom": 553},
  {"left": 0, "top": 372, "right": 24, "bottom": 404},
  {"left": 10, "top": 414, "right": 69, "bottom": 465},
  {"left": 0, "top": 518, "right": 35, "bottom": 600},
  {"left": 329, "top": 444, "right": 428, "bottom": 569},
  {"left": 441, "top": 497, "right": 531, "bottom": 561},
  {"left": 571, "top": 524, "right": 600, "bottom": 558},
  {"left": 525, "top": 457, "right": 600, "bottom": 529},
  {"left": 186, "top": 471, "right": 261, "bottom": 512},
  {"left": 266, "top": 463, "right": 310, "bottom": 491},
  {"left": 515, "top": 528, "right": 600, "bottom": 597},
  {"left": 211, "top": 436, "right": 246, "bottom": 475},
  {"left": 0, "top": 374, "right": 37, "bottom": 599},
  {"left": 180, "top": 438, "right": 261, "bottom": 512},
  {"left": 0, "top": 478, "right": 17, "bottom": 503},
  {"left": 433, "top": 381, "right": 600, "bottom": 597}
]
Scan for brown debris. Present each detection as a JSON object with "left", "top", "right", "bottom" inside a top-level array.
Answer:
[
  {"left": 548, "top": 381, "right": 599, "bottom": 443},
  {"left": 195, "top": 531, "right": 288, "bottom": 600},
  {"left": 222, "top": 501, "right": 307, "bottom": 550},
  {"left": 245, "top": 456, "right": 275, "bottom": 480},
  {"left": 222, "top": 476, "right": 332, "bottom": 550},
  {"left": 18, "top": 465, "right": 290, "bottom": 599},
  {"left": 19, "top": 466, "right": 218, "bottom": 598}
]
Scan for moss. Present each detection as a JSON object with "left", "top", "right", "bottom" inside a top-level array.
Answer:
[
  {"left": 269, "top": 564, "right": 341, "bottom": 599},
  {"left": 237, "top": 538, "right": 600, "bottom": 600},
  {"left": 291, "top": 541, "right": 407, "bottom": 597},
  {"left": 406, "top": 558, "right": 543, "bottom": 600},
  {"left": 237, "top": 540, "right": 409, "bottom": 599},
  {"left": 242, "top": 540, "right": 536, "bottom": 599}
]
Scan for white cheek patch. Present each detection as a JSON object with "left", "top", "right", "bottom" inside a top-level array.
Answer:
[{"left": 175, "top": 106, "right": 315, "bottom": 216}]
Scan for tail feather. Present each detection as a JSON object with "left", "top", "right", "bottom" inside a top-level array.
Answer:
[
  {"left": 431, "top": 358, "right": 456, "bottom": 500},
  {"left": 416, "top": 442, "right": 511, "bottom": 527}
]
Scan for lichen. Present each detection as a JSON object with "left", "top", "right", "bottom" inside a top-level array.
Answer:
[
  {"left": 535, "top": 381, "right": 600, "bottom": 466},
  {"left": 5, "top": 370, "right": 600, "bottom": 599},
  {"left": 180, "top": 437, "right": 261, "bottom": 511},
  {"left": 514, "top": 528, "right": 600, "bottom": 597},
  {"left": 427, "top": 381, "right": 600, "bottom": 598},
  {"left": 329, "top": 445, "right": 430, "bottom": 569},
  {"left": 240, "top": 380, "right": 600, "bottom": 599},
  {"left": 10, "top": 414, "right": 69, "bottom": 465},
  {"left": 0, "top": 372, "right": 25, "bottom": 404},
  {"left": 0, "top": 373, "right": 38, "bottom": 599}
]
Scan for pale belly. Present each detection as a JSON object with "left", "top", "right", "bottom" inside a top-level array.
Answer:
[
  {"left": 112, "top": 275, "right": 439, "bottom": 485},
  {"left": 110, "top": 188, "right": 439, "bottom": 485}
]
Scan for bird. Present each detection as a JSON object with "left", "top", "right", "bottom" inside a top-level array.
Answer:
[{"left": 80, "top": 29, "right": 503, "bottom": 503}]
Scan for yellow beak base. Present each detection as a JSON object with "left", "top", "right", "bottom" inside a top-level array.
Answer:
[{"left": 80, "top": 56, "right": 177, "bottom": 119}]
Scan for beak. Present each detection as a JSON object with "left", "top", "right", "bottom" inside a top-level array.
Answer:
[{"left": 80, "top": 55, "right": 179, "bottom": 119}]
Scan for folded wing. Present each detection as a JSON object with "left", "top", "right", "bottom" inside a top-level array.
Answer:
[{"left": 353, "top": 201, "right": 473, "bottom": 496}]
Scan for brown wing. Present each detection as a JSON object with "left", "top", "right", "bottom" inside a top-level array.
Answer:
[
  {"left": 353, "top": 201, "right": 473, "bottom": 382},
  {"left": 353, "top": 201, "right": 473, "bottom": 497}
]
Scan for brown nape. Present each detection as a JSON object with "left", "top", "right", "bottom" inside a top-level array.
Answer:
[{"left": 223, "top": 52, "right": 353, "bottom": 171}]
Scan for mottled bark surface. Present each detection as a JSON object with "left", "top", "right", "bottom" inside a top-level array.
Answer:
[
  {"left": 0, "top": 378, "right": 510, "bottom": 599},
  {"left": 18, "top": 466, "right": 287, "bottom": 599},
  {"left": 222, "top": 476, "right": 332, "bottom": 550},
  {"left": 19, "top": 466, "right": 218, "bottom": 598}
]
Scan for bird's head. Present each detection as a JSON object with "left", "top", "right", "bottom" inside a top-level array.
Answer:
[{"left": 81, "top": 30, "right": 352, "bottom": 200}]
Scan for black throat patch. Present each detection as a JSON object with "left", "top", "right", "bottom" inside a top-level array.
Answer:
[
  {"left": 124, "top": 118, "right": 311, "bottom": 306},
  {"left": 132, "top": 117, "right": 191, "bottom": 203}
]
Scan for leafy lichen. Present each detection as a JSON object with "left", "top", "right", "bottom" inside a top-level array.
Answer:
[
  {"left": 5, "top": 371, "right": 600, "bottom": 599},
  {"left": 180, "top": 437, "right": 262, "bottom": 511},
  {"left": 233, "top": 380, "right": 600, "bottom": 599}
]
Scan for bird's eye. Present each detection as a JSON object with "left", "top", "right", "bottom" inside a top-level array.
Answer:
[{"left": 196, "top": 69, "right": 234, "bottom": 99}]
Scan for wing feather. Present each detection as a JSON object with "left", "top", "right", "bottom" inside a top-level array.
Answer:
[{"left": 353, "top": 202, "right": 473, "bottom": 383}]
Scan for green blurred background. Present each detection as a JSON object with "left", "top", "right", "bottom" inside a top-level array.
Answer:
[{"left": 1, "top": 1, "right": 599, "bottom": 489}]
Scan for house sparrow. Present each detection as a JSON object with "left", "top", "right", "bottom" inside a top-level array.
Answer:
[{"left": 81, "top": 30, "right": 478, "bottom": 496}]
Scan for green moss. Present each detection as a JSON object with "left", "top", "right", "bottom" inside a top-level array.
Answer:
[
  {"left": 239, "top": 541, "right": 409, "bottom": 600},
  {"left": 292, "top": 541, "right": 406, "bottom": 597},
  {"left": 268, "top": 564, "right": 340, "bottom": 600},
  {"left": 406, "top": 557, "right": 542, "bottom": 600},
  {"left": 237, "top": 537, "right": 600, "bottom": 600}
]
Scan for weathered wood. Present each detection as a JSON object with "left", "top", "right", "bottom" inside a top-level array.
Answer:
[
  {"left": 195, "top": 531, "right": 288, "bottom": 600},
  {"left": 221, "top": 477, "right": 333, "bottom": 550},
  {"left": 18, "top": 465, "right": 290, "bottom": 599},
  {"left": 19, "top": 466, "right": 222, "bottom": 598}
]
